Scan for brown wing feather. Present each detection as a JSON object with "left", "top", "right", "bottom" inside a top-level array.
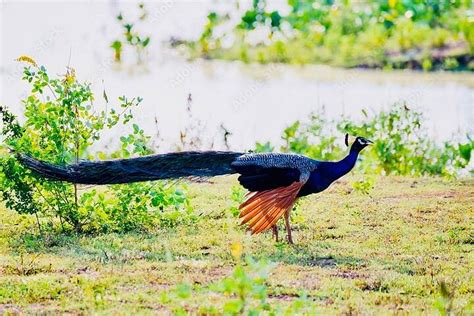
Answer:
[
  {"left": 239, "top": 181, "right": 303, "bottom": 234},
  {"left": 240, "top": 190, "right": 277, "bottom": 223},
  {"left": 243, "top": 200, "right": 277, "bottom": 227}
]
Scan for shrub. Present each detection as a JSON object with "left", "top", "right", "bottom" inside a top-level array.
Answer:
[
  {"left": 0, "top": 58, "right": 190, "bottom": 234},
  {"left": 339, "top": 104, "right": 473, "bottom": 176},
  {"left": 256, "top": 104, "right": 473, "bottom": 177},
  {"left": 186, "top": 0, "right": 473, "bottom": 71},
  {"left": 111, "top": 3, "right": 150, "bottom": 64},
  {"left": 280, "top": 113, "right": 344, "bottom": 161}
]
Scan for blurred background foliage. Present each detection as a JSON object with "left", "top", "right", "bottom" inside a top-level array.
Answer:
[
  {"left": 110, "top": 3, "right": 151, "bottom": 64},
  {"left": 187, "top": 0, "right": 473, "bottom": 71}
]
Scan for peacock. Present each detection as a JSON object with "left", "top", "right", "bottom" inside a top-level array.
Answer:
[{"left": 18, "top": 134, "right": 372, "bottom": 244}]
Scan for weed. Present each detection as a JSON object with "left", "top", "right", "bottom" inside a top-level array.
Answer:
[
  {"left": 111, "top": 3, "right": 150, "bottom": 64},
  {"left": 228, "top": 185, "right": 245, "bottom": 218},
  {"left": 0, "top": 58, "right": 189, "bottom": 234},
  {"left": 4, "top": 252, "right": 51, "bottom": 276}
]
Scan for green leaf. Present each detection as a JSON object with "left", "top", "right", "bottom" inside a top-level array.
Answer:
[
  {"left": 103, "top": 90, "right": 109, "bottom": 103},
  {"left": 110, "top": 40, "right": 122, "bottom": 50},
  {"left": 458, "top": 143, "right": 471, "bottom": 162},
  {"left": 133, "top": 124, "right": 140, "bottom": 133}
]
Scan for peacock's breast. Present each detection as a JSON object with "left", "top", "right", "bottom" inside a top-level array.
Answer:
[{"left": 298, "top": 172, "right": 332, "bottom": 197}]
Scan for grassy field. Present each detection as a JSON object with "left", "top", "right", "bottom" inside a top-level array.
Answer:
[{"left": 0, "top": 176, "right": 473, "bottom": 314}]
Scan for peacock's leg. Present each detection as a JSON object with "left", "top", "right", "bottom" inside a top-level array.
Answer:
[
  {"left": 284, "top": 211, "right": 294, "bottom": 244},
  {"left": 272, "top": 225, "right": 279, "bottom": 242}
]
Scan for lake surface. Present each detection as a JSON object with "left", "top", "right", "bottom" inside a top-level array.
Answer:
[{"left": 1, "top": 1, "right": 473, "bottom": 152}]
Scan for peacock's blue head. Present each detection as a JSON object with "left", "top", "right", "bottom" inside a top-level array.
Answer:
[{"left": 345, "top": 134, "right": 373, "bottom": 152}]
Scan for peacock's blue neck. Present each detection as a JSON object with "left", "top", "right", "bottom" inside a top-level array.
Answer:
[
  {"left": 329, "top": 148, "right": 360, "bottom": 181},
  {"left": 300, "top": 148, "right": 361, "bottom": 197}
]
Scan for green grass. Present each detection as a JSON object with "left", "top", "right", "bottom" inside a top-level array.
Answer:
[{"left": 0, "top": 176, "right": 473, "bottom": 314}]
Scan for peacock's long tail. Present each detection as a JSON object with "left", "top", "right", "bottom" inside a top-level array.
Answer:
[{"left": 18, "top": 151, "right": 245, "bottom": 184}]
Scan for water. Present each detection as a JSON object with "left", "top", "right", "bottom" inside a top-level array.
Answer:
[{"left": 1, "top": 1, "right": 473, "bottom": 153}]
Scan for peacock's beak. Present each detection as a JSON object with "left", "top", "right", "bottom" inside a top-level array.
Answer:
[{"left": 366, "top": 139, "right": 374, "bottom": 145}]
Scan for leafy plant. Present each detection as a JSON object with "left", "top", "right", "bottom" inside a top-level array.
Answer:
[
  {"left": 339, "top": 104, "right": 473, "bottom": 176},
  {"left": 228, "top": 184, "right": 245, "bottom": 218},
  {"left": 257, "top": 104, "right": 473, "bottom": 177},
  {"left": 351, "top": 176, "right": 375, "bottom": 196},
  {"left": 111, "top": 3, "right": 150, "bottom": 64},
  {"left": 213, "top": 257, "right": 274, "bottom": 314},
  {"left": 198, "top": 12, "right": 220, "bottom": 55},
  {"left": 280, "top": 113, "right": 344, "bottom": 161},
  {"left": 0, "top": 57, "right": 189, "bottom": 234},
  {"left": 254, "top": 141, "right": 274, "bottom": 153},
  {"left": 238, "top": 0, "right": 282, "bottom": 32},
  {"left": 159, "top": 255, "right": 316, "bottom": 314},
  {"left": 186, "top": 0, "right": 473, "bottom": 71}
]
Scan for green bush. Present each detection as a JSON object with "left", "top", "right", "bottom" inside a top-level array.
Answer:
[
  {"left": 187, "top": 0, "right": 473, "bottom": 71},
  {"left": 257, "top": 104, "right": 473, "bottom": 177},
  {"left": 111, "top": 3, "right": 151, "bottom": 64},
  {"left": 0, "top": 58, "right": 190, "bottom": 234},
  {"left": 280, "top": 113, "right": 344, "bottom": 161},
  {"left": 339, "top": 105, "right": 473, "bottom": 176}
]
